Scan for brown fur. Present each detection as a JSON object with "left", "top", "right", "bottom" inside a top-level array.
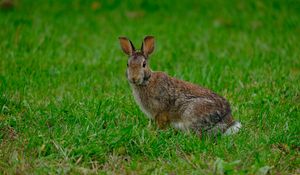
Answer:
[{"left": 119, "top": 36, "right": 238, "bottom": 137}]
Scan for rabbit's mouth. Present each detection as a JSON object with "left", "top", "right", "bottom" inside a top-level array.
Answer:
[
  {"left": 129, "top": 77, "right": 143, "bottom": 85},
  {"left": 129, "top": 74, "right": 151, "bottom": 86}
]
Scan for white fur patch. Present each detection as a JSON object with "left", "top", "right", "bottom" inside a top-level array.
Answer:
[
  {"left": 224, "top": 121, "right": 242, "bottom": 135},
  {"left": 171, "top": 121, "right": 191, "bottom": 131}
]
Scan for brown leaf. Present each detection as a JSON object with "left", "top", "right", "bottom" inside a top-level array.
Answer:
[{"left": 91, "top": 1, "right": 101, "bottom": 11}]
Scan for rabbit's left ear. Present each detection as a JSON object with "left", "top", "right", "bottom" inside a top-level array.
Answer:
[
  {"left": 141, "top": 36, "right": 155, "bottom": 57},
  {"left": 119, "top": 37, "right": 135, "bottom": 56}
]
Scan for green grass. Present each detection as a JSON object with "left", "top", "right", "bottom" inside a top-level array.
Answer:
[{"left": 0, "top": 0, "right": 299, "bottom": 174}]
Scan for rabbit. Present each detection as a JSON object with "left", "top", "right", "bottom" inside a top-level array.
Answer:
[{"left": 118, "top": 36, "right": 241, "bottom": 137}]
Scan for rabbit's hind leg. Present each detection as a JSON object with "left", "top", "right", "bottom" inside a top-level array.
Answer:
[{"left": 193, "top": 114, "right": 233, "bottom": 138}]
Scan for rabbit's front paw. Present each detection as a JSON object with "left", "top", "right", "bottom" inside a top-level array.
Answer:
[{"left": 155, "top": 112, "right": 170, "bottom": 129}]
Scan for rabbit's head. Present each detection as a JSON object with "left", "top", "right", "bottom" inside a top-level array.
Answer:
[{"left": 119, "top": 36, "right": 155, "bottom": 85}]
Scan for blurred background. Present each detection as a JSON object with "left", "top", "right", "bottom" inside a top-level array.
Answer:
[{"left": 1, "top": 0, "right": 299, "bottom": 92}]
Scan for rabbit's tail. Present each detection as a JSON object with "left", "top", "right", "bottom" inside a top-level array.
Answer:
[{"left": 224, "top": 121, "right": 242, "bottom": 135}]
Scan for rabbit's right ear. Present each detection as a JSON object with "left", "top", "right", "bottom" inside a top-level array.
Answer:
[
  {"left": 141, "top": 36, "right": 155, "bottom": 57},
  {"left": 119, "top": 37, "right": 135, "bottom": 56}
]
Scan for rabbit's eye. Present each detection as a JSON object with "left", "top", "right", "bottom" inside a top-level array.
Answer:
[
  {"left": 127, "top": 63, "right": 129, "bottom": 67},
  {"left": 142, "top": 61, "right": 146, "bottom": 68}
]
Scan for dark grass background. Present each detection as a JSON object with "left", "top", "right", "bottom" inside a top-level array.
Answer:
[{"left": 0, "top": 0, "right": 300, "bottom": 174}]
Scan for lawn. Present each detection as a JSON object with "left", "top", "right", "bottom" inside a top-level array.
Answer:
[{"left": 0, "top": 0, "right": 299, "bottom": 174}]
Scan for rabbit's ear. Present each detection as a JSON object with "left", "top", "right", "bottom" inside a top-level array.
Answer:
[
  {"left": 119, "top": 37, "right": 135, "bottom": 56},
  {"left": 141, "top": 36, "right": 155, "bottom": 57}
]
